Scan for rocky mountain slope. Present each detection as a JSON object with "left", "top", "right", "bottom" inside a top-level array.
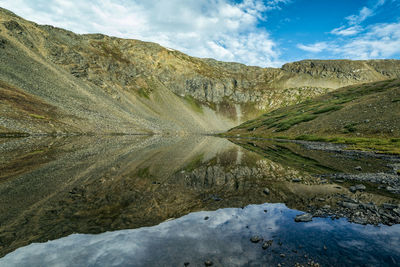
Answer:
[{"left": 1, "top": 7, "right": 400, "bottom": 135}]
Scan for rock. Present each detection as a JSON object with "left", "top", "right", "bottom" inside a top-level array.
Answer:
[
  {"left": 204, "top": 216, "right": 209, "bottom": 220},
  {"left": 280, "top": 254, "right": 286, "bottom": 258},
  {"left": 250, "top": 235, "right": 261, "bottom": 243},
  {"left": 204, "top": 260, "right": 213, "bottom": 266},
  {"left": 0, "top": 38, "right": 6, "bottom": 49},
  {"left": 349, "top": 186, "right": 357, "bottom": 193},
  {"left": 323, "top": 205, "right": 331, "bottom": 209},
  {"left": 350, "top": 184, "right": 366, "bottom": 193},
  {"left": 355, "top": 184, "right": 366, "bottom": 191},
  {"left": 341, "top": 202, "right": 359, "bottom": 209},
  {"left": 212, "top": 195, "right": 222, "bottom": 201},
  {"left": 184, "top": 262, "right": 190, "bottom": 266},
  {"left": 3, "top": 20, "right": 24, "bottom": 32},
  {"left": 263, "top": 188, "right": 270, "bottom": 195},
  {"left": 386, "top": 186, "right": 397, "bottom": 192},
  {"left": 292, "top": 178, "right": 302, "bottom": 182},
  {"left": 295, "top": 213, "right": 313, "bottom": 222},
  {"left": 262, "top": 240, "right": 273, "bottom": 249},
  {"left": 355, "top": 166, "right": 362, "bottom": 171},
  {"left": 382, "top": 203, "right": 398, "bottom": 210}
]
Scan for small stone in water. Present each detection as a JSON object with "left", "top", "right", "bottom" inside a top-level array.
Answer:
[
  {"left": 204, "top": 260, "right": 213, "bottom": 266},
  {"left": 295, "top": 213, "right": 313, "bottom": 222},
  {"left": 250, "top": 235, "right": 261, "bottom": 243}
]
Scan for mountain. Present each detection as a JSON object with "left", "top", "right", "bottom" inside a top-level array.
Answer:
[{"left": 1, "top": 7, "right": 400, "bottom": 136}]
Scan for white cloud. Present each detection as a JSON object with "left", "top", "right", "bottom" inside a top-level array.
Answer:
[
  {"left": 300, "top": 0, "right": 400, "bottom": 59},
  {"left": 345, "top": 6, "right": 373, "bottom": 25},
  {"left": 298, "top": 21, "right": 400, "bottom": 59},
  {"left": 330, "top": 25, "right": 362, "bottom": 36},
  {"left": 297, "top": 42, "right": 329, "bottom": 53},
  {"left": 331, "top": 0, "right": 386, "bottom": 37},
  {"left": 338, "top": 22, "right": 400, "bottom": 58},
  {"left": 0, "top": 0, "right": 290, "bottom": 67}
]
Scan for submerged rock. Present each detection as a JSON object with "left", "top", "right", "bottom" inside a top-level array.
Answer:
[
  {"left": 204, "top": 260, "right": 213, "bottom": 266},
  {"left": 262, "top": 240, "right": 273, "bottom": 250},
  {"left": 295, "top": 213, "right": 313, "bottom": 222},
  {"left": 250, "top": 235, "right": 261, "bottom": 243}
]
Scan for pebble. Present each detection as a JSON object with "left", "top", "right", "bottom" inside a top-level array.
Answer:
[
  {"left": 263, "top": 188, "right": 270, "bottom": 195},
  {"left": 355, "top": 166, "right": 362, "bottom": 171},
  {"left": 292, "top": 178, "right": 302, "bottom": 182}
]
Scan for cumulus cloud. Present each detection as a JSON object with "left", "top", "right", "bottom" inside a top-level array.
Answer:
[{"left": 0, "top": 0, "right": 289, "bottom": 67}]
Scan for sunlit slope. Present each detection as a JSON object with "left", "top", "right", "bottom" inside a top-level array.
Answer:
[{"left": 229, "top": 79, "right": 400, "bottom": 139}]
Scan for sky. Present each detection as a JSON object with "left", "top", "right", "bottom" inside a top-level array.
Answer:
[{"left": 1, "top": 0, "right": 400, "bottom": 67}]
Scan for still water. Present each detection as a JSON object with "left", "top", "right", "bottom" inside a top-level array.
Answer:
[{"left": 0, "top": 135, "right": 399, "bottom": 266}]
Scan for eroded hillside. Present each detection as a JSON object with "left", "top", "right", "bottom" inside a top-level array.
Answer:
[{"left": 1, "top": 7, "right": 400, "bottom": 135}]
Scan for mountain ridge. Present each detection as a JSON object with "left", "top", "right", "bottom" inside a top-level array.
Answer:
[{"left": 1, "top": 7, "right": 400, "bottom": 136}]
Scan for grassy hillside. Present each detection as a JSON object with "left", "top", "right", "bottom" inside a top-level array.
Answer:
[{"left": 227, "top": 79, "right": 400, "bottom": 154}]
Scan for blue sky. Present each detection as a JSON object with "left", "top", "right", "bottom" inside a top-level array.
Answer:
[{"left": 1, "top": 0, "right": 400, "bottom": 67}]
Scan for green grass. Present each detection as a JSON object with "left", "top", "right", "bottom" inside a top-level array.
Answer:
[
  {"left": 273, "top": 114, "right": 318, "bottom": 132},
  {"left": 343, "top": 123, "right": 357, "bottom": 133},
  {"left": 237, "top": 79, "right": 399, "bottom": 134},
  {"left": 137, "top": 88, "right": 150, "bottom": 99},
  {"left": 312, "top": 105, "right": 342, "bottom": 114},
  {"left": 0, "top": 132, "right": 30, "bottom": 138},
  {"left": 136, "top": 167, "right": 152, "bottom": 178},
  {"left": 29, "top": 113, "right": 46, "bottom": 119},
  {"left": 184, "top": 153, "right": 204, "bottom": 172},
  {"left": 184, "top": 95, "right": 203, "bottom": 114}
]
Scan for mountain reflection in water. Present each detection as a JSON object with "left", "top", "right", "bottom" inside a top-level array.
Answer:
[
  {"left": 0, "top": 135, "right": 399, "bottom": 265},
  {"left": 2, "top": 203, "right": 400, "bottom": 266}
]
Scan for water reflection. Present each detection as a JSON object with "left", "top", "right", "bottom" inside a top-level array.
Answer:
[
  {"left": 0, "top": 135, "right": 399, "bottom": 262},
  {"left": 2, "top": 203, "right": 399, "bottom": 266}
]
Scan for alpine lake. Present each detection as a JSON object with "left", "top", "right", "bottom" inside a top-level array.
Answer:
[{"left": 0, "top": 135, "right": 399, "bottom": 266}]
